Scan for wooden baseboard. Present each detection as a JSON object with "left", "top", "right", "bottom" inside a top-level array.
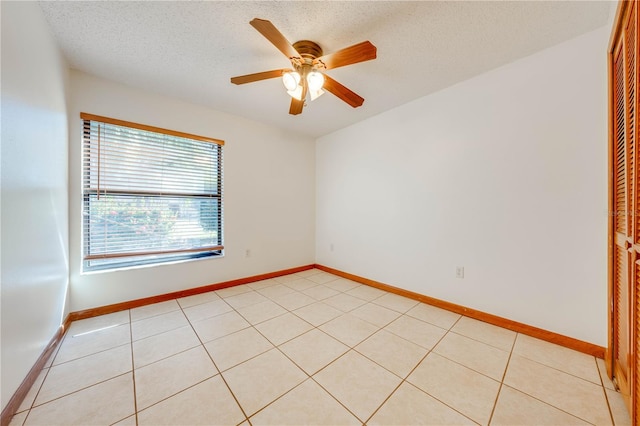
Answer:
[
  {"left": 69, "top": 264, "right": 315, "bottom": 322},
  {"left": 0, "top": 315, "right": 71, "bottom": 426},
  {"left": 315, "top": 264, "right": 606, "bottom": 358}
]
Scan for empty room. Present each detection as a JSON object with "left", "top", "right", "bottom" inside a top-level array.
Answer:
[{"left": 1, "top": 0, "right": 636, "bottom": 425}]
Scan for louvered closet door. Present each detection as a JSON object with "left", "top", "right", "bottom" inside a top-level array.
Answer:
[
  {"left": 633, "top": 257, "right": 640, "bottom": 423},
  {"left": 613, "top": 29, "right": 631, "bottom": 403},
  {"left": 631, "top": 4, "right": 640, "bottom": 422},
  {"left": 610, "top": 1, "right": 637, "bottom": 417},
  {"left": 630, "top": 5, "right": 640, "bottom": 422}
]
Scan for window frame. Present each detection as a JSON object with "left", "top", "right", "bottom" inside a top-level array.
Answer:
[{"left": 81, "top": 112, "right": 224, "bottom": 272}]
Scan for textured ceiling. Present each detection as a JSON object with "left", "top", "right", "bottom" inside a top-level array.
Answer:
[{"left": 39, "top": 1, "right": 612, "bottom": 139}]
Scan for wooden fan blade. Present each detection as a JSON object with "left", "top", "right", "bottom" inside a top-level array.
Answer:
[
  {"left": 230, "top": 69, "right": 290, "bottom": 85},
  {"left": 323, "top": 75, "right": 364, "bottom": 108},
  {"left": 289, "top": 84, "right": 307, "bottom": 115},
  {"left": 314, "top": 41, "right": 376, "bottom": 70},
  {"left": 250, "top": 18, "right": 300, "bottom": 59},
  {"left": 289, "top": 97, "right": 304, "bottom": 115}
]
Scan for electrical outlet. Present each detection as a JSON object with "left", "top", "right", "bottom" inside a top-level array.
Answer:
[
  {"left": 245, "top": 249, "right": 251, "bottom": 258},
  {"left": 330, "top": 243, "right": 334, "bottom": 252},
  {"left": 456, "top": 266, "right": 464, "bottom": 279}
]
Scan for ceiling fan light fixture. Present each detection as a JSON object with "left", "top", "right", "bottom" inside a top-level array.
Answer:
[
  {"left": 282, "top": 71, "right": 301, "bottom": 91},
  {"left": 307, "top": 71, "right": 325, "bottom": 92},
  {"left": 231, "top": 19, "right": 377, "bottom": 115}
]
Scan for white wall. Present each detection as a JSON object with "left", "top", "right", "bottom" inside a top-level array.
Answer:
[
  {"left": 316, "top": 27, "right": 609, "bottom": 346},
  {"left": 68, "top": 71, "right": 315, "bottom": 311},
  {"left": 1, "top": 2, "right": 70, "bottom": 410}
]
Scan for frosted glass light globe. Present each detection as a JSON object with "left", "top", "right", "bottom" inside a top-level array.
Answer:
[
  {"left": 307, "top": 71, "right": 325, "bottom": 91},
  {"left": 282, "top": 72, "right": 301, "bottom": 91}
]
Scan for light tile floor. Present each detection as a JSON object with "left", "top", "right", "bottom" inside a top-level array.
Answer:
[{"left": 10, "top": 269, "right": 632, "bottom": 425}]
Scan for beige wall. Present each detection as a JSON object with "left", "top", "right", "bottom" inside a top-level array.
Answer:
[
  {"left": 1, "top": 2, "right": 70, "bottom": 410},
  {"left": 316, "top": 27, "right": 609, "bottom": 345}
]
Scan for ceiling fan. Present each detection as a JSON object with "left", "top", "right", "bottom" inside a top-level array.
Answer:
[{"left": 230, "top": 18, "right": 377, "bottom": 115}]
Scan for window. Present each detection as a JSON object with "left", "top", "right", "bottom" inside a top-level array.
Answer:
[{"left": 81, "top": 113, "right": 223, "bottom": 272}]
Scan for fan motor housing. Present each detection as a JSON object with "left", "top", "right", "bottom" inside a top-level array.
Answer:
[{"left": 292, "top": 40, "right": 323, "bottom": 60}]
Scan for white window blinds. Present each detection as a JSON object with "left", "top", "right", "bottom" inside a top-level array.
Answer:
[{"left": 81, "top": 113, "right": 224, "bottom": 271}]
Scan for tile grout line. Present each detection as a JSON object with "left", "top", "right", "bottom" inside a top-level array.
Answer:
[
  {"left": 501, "top": 383, "right": 600, "bottom": 425},
  {"left": 362, "top": 347, "right": 433, "bottom": 423},
  {"left": 25, "top": 366, "right": 54, "bottom": 414},
  {"left": 236, "top": 318, "right": 308, "bottom": 422},
  {"left": 21, "top": 319, "right": 134, "bottom": 413},
  {"left": 403, "top": 316, "right": 482, "bottom": 424},
  {"left": 512, "top": 352, "right": 610, "bottom": 388},
  {"left": 498, "top": 383, "right": 600, "bottom": 425},
  {"left": 20, "top": 372, "right": 133, "bottom": 421},
  {"left": 178, "top": 298, "right": 253, "bottom": 425},
  {"left": 349, "top": 324, "right": 428, "bottom": 381},
  {"left": 363, "top": 314, "right": 477, "bottom": 425},
  {"left": 232, "top": 284, "right": 325, "bottom": 421},
  {"left": 494, "top": 335, "right": 599, "bottom": 425},
  {"left": 48, "top": 339, "right": 132, "bottom": 369},
  {"left": 308, "top": 375, "right": 365, "bottom": 423},
  {"left": 129, "top": 300, "right": 185, "bottom": 323},
  {"left": 127, "top": 310, "right": 139, "bottom": 426},
  {"left": 398, "top": 311, "right": 515, "bottom": 385},
  {"left": 253, "top": 278, "right": 322, "bottom": 318},
  {"left": 486, "top": 330, "right": 518, "bottom": 425},
  {"left": 228, "top": 275, "right": 373, "bottom": 423},
  {"left": 430, "top": 342, "right": 511, "bottom": 384},
  {"left": 594, "top": 357, "right": 616, "bottom": 425},
  {"left": 447, "top": 328, "right": 514, "bottom": 353},
  {"left": 364, "top": 309, "right": 448, "bottom": 424},
  {"left": 485, "top": 332, "right": 603, "bottom": 386},
  {"left": 16, "top": 338, "right": 62, "bottom": 425},
  {"left": 206, "top": 278, "right": 320, "bottom": 351},
  {"left": 130, "top": 309, "right": 188, "bottom": 341},
  {"left": 277, "top": 319, "right": 373, "bottom": 423},
  {"left": 130, "top": 376, "right": 217, "bottom": 422},
  {"left": 383, "top": 320, "right": 451, "bottom": 348},
  {"left": 133, "top": 300, "right": 225, "bottom": 414},
  {"left": 133, "top": 340, "right": 202, "bottom": 370}
]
